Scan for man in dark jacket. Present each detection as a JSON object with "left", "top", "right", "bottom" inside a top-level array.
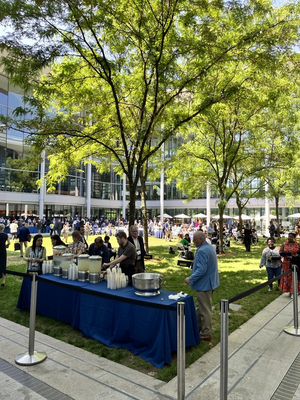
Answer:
[
  {"left": 88, "top": 237, "right": 109, "bottom": 264},
  {"left": 128, "top": 225, "right": 146, "bottom": 273},
  {"left": 17, "top": 223, "right": 30, "bottom": 257}
]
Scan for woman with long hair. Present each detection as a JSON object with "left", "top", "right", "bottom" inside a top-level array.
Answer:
[
  {"left": 51, "top": 234, "right": 67, "bottom": 248},
  {"left": 23, "top": 234, "right": 47, "bottom": 274}
]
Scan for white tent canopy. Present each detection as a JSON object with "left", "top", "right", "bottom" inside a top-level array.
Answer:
[
  {"left": 287, "top": 213, "right": 300, "bottom": 218},
  {"left": 157, "top": 213, "right": 173, "bottom": 218},
  {"left": 174, "top": 213, "right": 191, "bottom": 219},
  {"left": 193, "top": 213, "right": 207, "bottom": 218},
  {"left": 233, "top": 214, "right": 251, "bottom": 220},
  {"left": 211, "top": 214, "right": 231, "bottom": 219}
]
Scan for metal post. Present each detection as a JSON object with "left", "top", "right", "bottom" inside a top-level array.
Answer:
[
  {"left": 15, "top": 274, "right": 47, "bottom": 365},
  {"left": 220, "top": 299, "right": 229, "bottom": 400},
  {"left": 177, "top": 302, "right": 185, "bottom": 400},
  {"left": 284, "top": 265, "right": 300, "bottom": 336}
]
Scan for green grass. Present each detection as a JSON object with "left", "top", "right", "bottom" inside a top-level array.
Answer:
[{"left": 0, "top": 234, "right": 284, "bottom": 382}]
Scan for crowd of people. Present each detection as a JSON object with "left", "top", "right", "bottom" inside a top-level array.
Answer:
[
  {"left": 3, "top": 213, "right": 300, "bottom": 345},
  {"left": 1, "top": 218, "right": 147, "bottom": 288}
]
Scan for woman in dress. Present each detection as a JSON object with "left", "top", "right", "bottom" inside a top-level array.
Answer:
[
  {"left": 62, "top": 222, "right": 70, "bottom": 243},
  {"left": 280, "top": 232, "right": 300, "bottom": 297},
  {"left": 0, "top": 223, "right": 10, "bottom": 286},
  {"left": 23, "top": 234, "right": 47, "bottom": 274}
]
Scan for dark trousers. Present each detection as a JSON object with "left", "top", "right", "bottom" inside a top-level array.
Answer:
[
  {"left": 120, "top": 264, "right": 135, "bottom": 285},
  {"left": 244, "top": 238, "right": 251, "bottom": 252},
  {"left": 266, "top": 266, "right": 282, "bottom": 289}
]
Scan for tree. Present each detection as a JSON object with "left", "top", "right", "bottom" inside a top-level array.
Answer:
[
  {"left": 165, "top": 67, "right": 295, "bottom": 250},
  {"left": 1, "top": 0, "right": 300, "bottom": 225}
]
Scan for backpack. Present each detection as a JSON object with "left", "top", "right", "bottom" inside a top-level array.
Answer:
[{"left": 168, "top": 246, "right": 175, "bottom": 254}]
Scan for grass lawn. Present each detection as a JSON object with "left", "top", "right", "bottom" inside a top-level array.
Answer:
[{"left": 0, "top": 233, "right": 285, "bottom": 382}]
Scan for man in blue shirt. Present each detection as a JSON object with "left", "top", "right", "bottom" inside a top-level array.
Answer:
[{"left": 185, "top": 231, "right": 219, "bottom": 341}]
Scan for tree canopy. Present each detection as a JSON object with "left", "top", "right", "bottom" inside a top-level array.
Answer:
[{"left": 1, "top": 0, "right": 300, "bottom": 223}]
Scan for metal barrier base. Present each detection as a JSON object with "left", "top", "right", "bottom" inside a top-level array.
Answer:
[
  {"left": 15, "top": 351, "right": 47, "bottom": 366},
  {"left": 284, "top": 326, "right": 300, "bottom": 336}
]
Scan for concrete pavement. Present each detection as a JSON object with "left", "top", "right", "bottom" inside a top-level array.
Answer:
[{"left": 1, "top": 293, "right": 300, "bottom": 399}]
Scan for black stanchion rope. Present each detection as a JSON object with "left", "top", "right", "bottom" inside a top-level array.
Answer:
[{"left": 228, "top": 269, "right": 292, "bottom": 304}]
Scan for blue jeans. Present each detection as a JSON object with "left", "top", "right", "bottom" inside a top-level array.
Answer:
[{"left": 266, "top": 266, "right": 282, "bottom": 289}]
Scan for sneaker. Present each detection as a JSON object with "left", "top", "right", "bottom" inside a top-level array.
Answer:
[
  {"left": 291, "top": 294, "right": 294, "bottom": 300},
  {"left": 268, "top": 287, "right": 273, "bottom": 291}
]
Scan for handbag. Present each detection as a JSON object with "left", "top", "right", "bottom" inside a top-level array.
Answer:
[
  {"left": 14, "top": 242, "right": 21, "bottom": 251},
  {"left": 27, "top": 234, "right": 32, "bottom": 242}
]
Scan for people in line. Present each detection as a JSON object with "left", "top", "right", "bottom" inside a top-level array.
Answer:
[
  {"left": 47, "top": 234, "right": 68, "bottom": 260},
  {"left": 0, "top": 223, "right": 10, "bottom": 286},
  {"left": 128, "top": 225, "right": 146, "bottom": 273},
  {"left": 51, "top": 234, "right": 68, "bottom": 248},
  {"left": 88, "top": 237, "right": 110, "bottom": 264},
  {"left": 65, "top": 231, "right": 86, "bottom": 259},
  {"left": 77, "top": 224, "right": 89, "bottom": 251},
  {"left": 102, "top": 231, "right": 137, "bottom": 285},
  {"left": 104, "top": 235, "right": 116, "bottom": 260},
  {"left": 184, "top": 231, "right": 219, "bottom": 341},
  {"left": 23, "top": 234, "right": 47, "bottom": 274},
  {"left": 259, "top": 238, "right": 282, "bottom": 291},
  {"left": 280, "top": 232, "right": 300, "bottom": 298}
]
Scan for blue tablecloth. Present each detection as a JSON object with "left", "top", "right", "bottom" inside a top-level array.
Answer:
[{"left": 17, "top": 275, "right": 199, "bottom": 368}]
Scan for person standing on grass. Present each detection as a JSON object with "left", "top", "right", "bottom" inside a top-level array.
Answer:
[
  {"left": 280, "top": 232, "right": 300, "bottom": 298},
  {"left": 128, "top": 225, "right": 146, "bottom": 273},
  {"left": 184, "top": 231, "right": 219, "bottom": 341},
  {"left": 17, "top": 222, "right": 30, "bottom": 258},
  {"left": 243, "top": 223, "right": 252, "bottom": 252},
  {"left": 0, "top": 223, "right": 10, "bottom": 286},
  {"left": 259, "top": 238, "right": 282, "bottom": 291}
]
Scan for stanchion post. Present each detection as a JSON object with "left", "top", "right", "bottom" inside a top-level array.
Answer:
[
  {"left": 284, "top": 265, "right": 300, "bottom": 336},
  {"left": 15, "top": 273, "right": 47, "bottom": 365},
  {"left": 177, "top": 301, "right": 185, "bottom": 400},
  {"left": 220, "top": 299, "right": 229, "bottom": 400}
]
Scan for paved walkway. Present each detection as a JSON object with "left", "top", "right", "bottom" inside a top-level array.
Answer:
[{"left": 1, "top": 294, "right": 300, "bottom": 399}]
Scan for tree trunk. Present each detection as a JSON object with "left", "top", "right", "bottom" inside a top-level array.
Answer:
[
  {"left": 235, "top": 192, "right": 244, "bottom": 231},
  {"left": 140, "top": 172, "right": 149, "bottom": 253},
  {"left": 218, "top": 201, "right": 226, "bottom": 254},
  {"left": 275, "top": 195, "right": 280, "bottom": 237},
  {"left": 127, "top": 181, "right": 137, "bottom": 227}
]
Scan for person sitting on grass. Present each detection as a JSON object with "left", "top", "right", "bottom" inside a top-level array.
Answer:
[{"left": 178, "top": 233, "right": 189, "bottom": 247}]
